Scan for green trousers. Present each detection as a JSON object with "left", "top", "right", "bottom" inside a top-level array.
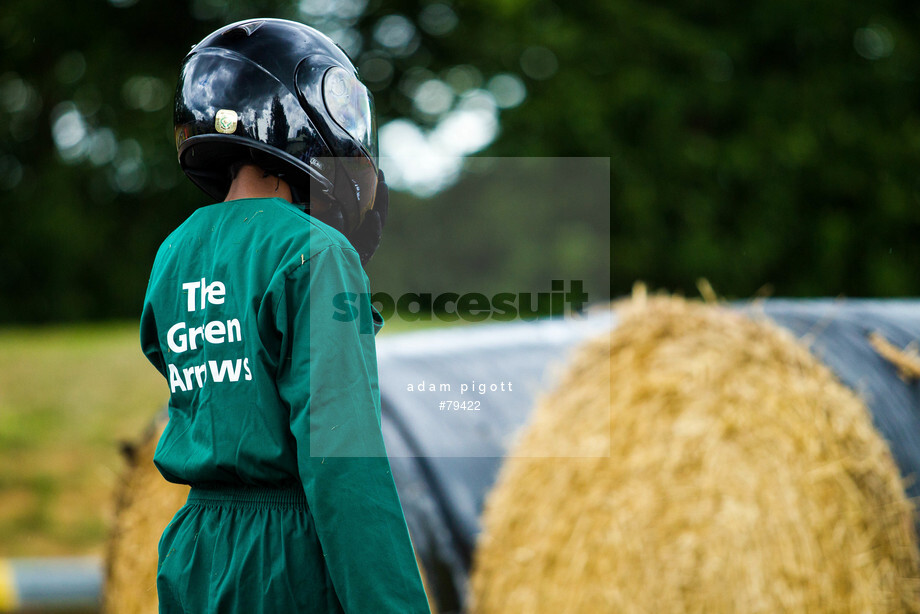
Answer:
[{"left": 157, "top": 486, "right": 344, "bottom": 613}]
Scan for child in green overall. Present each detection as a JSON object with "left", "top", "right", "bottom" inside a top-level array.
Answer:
[{"left": 140, "top": 19, "right": 431, "bottom": 613}]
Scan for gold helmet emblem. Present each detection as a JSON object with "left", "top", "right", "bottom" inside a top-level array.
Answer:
[{"left": 214, "top": 109, "right": 238, "bottom": 134}]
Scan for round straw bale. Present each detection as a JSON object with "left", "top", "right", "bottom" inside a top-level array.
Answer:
[
  {"left": 470, "top": 296, "right": 920, "bottom": 614},
  {"left": 104, "top": 414, "right": 188, "bottom": 614},
  {"left": 104, "top": 415, "right": 438, "bottom": 613}
]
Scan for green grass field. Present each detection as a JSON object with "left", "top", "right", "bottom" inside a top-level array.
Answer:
[
  {"left": 0, "top": 317, "right": 447, "bottom": 557},
  {"left": 0, "top": 322, "right": 166, "bottom": 556}
]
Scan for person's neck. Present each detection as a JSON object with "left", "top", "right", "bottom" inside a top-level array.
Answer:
[{"left": 224, "top": 164, "right": 292, "bottom": 202}]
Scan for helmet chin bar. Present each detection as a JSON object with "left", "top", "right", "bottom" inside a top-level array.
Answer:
[{"left": 312, "top": 206, "right": 346, "bottom": 234}]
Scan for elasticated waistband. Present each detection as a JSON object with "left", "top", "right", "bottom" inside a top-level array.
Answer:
[{"left": 187, "top": 485, "right": 308, "bottom": 509}]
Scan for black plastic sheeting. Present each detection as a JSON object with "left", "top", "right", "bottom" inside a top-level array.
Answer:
[
  {"left": 376, "top": 312, "right": 615, "bottom": 613},
  {"left": 758, "top": 300, "right": 920, "bottom": 499},
  {"left": 377, "top": 301, "right": 920, "bottom": 614}
]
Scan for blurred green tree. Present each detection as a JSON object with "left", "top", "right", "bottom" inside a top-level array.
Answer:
[{"left": 0, "top": 0, "right": 918, "bottom": 321}]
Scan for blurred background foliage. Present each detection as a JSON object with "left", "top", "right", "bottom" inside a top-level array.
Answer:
[{"left": 1, "top": 0, "right": 919, "bottom": 322}]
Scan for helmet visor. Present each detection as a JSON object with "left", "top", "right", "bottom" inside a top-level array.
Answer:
[{"left": 322, "top": 66, "right": 378, "bottom": 164}]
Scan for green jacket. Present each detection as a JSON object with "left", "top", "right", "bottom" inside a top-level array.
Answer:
[{"left": 141, "top": 197, "right": 430, "bottom": 613}]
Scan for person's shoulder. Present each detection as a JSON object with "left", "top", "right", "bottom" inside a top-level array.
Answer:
[
  {"left": 264, "top": 200, "right": 359, "bottom": 262},
  {"left": 150, "top": 198, "right": 360, "bottom": 273},
  {"left": 151, "top": 207, "right": 206, "bottom": 260},
  {"left": 281, "top": 204, "right": 350, "bottom": 249},
  {"left": 231, "top": 198, "right": 361, "bottom": 279}
]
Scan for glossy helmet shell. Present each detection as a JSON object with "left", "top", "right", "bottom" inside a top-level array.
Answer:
[{"left": 174, "top": 19, "right": 378, "bottom": 233}]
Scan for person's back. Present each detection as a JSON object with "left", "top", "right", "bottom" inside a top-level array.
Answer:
[
  {"left": 140, "top": 18, "right": 430, "bottom": 614},
  {"left": 143, "top": 196, "right": 361, "bottom": 486}
]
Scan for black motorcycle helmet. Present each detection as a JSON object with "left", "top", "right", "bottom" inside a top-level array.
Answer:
[{"left": 174, "top": 18, "right": 379, "bottom": 236}]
